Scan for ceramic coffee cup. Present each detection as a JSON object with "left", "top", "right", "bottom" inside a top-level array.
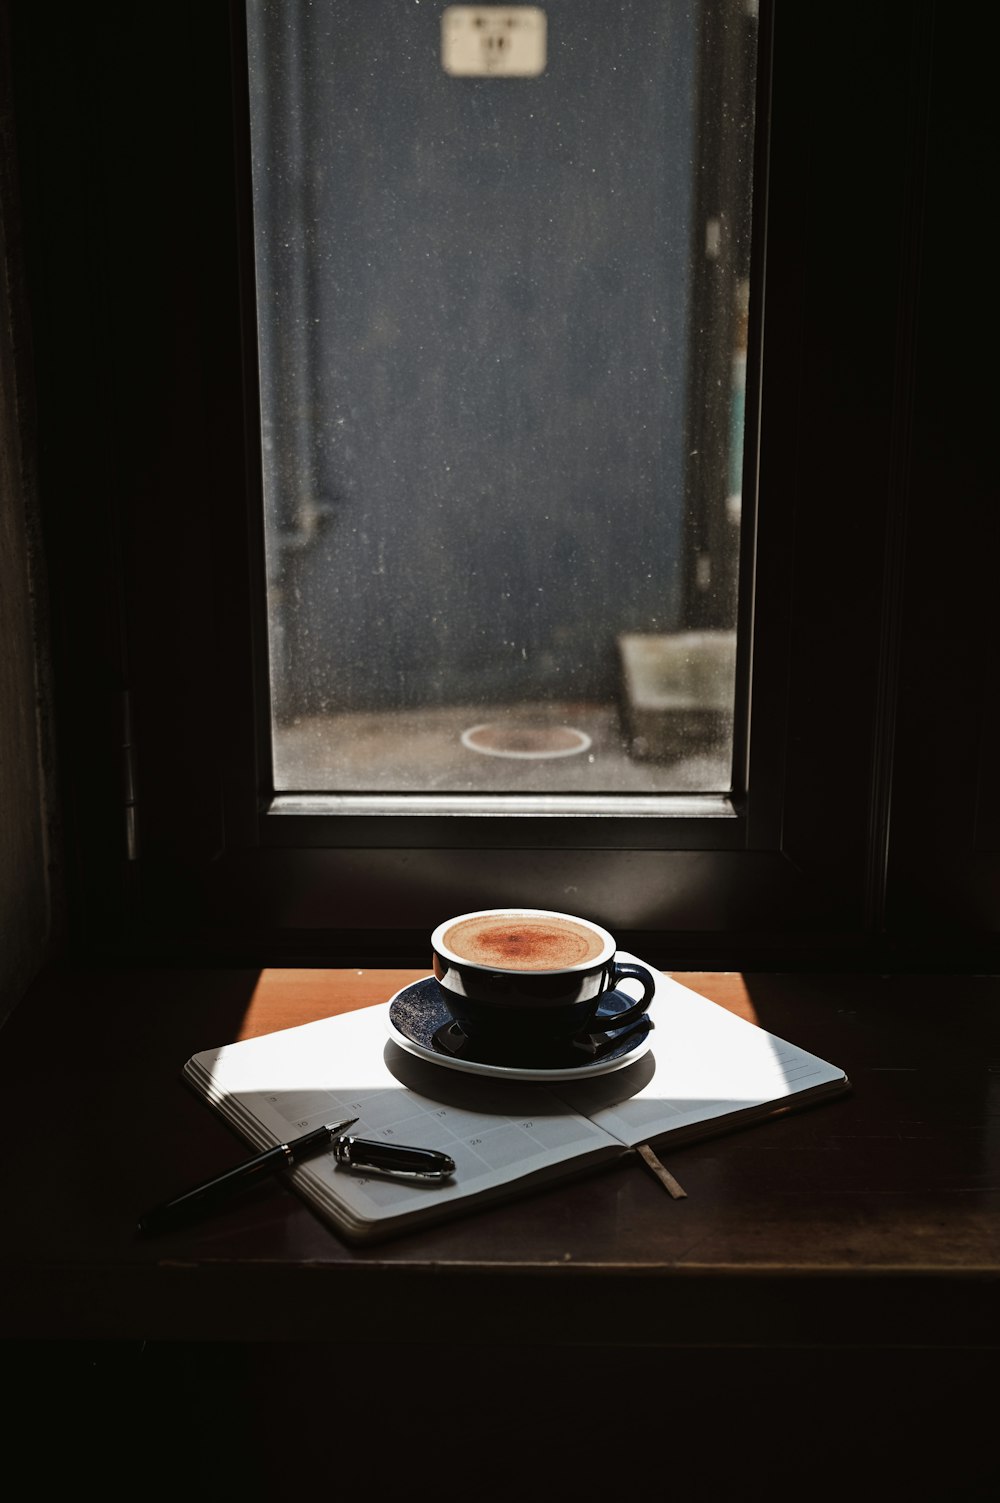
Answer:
[{"left": 430, "top": 907, "right": 656, "bottom": 1062}]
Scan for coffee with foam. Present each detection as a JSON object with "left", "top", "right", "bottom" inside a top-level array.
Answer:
[{"left": 441, "top": 912, "right": 607, "bottom": 971}]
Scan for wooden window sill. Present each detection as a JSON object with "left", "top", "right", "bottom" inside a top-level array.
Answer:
[{"left": 1, "top": 964, "right": 998, "bottom": 1348}]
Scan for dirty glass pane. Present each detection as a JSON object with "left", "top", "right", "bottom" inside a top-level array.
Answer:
[{"left": 246, "top": 1, "right": 758, "bottom": 796}]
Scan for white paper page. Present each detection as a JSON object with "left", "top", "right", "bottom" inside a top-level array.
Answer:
[
  {"left": 185, "top": 1002, "right": 623, "bottom": 1231},
  {"left": 552, "top": 969, "right": 848, "bottom": 1146}
]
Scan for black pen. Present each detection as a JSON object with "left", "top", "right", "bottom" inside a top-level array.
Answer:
[{"left": 137, "top": 1117, "right": 456, "bottom": 1235}]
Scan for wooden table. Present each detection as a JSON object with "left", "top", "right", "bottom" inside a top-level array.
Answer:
[{"left": 3, "top": 965, "right": 999, "bottom": 1498}]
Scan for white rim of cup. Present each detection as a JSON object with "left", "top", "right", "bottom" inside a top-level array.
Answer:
[{"left": 431, "top": 908, "right": 617, "bottom": 973}]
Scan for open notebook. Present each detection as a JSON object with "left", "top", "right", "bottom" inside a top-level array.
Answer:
[{"left": 182, "top": 967, "right": 849, "bottom": 1244}]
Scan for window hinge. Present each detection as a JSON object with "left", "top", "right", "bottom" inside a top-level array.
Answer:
[{"left": 120, "top": 689, "right": 139, "bottom": 862}]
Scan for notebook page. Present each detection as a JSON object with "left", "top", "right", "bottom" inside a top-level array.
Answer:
[
  {"left": 184, "top": 1001, "right": 623, "bottom": 1234},
  {"left": 551, "top": 970, "right": 849, "bottom": 1147}
]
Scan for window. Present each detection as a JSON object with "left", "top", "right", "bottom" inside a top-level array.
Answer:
[
  {"left": 245, "top": 1, "right": 756, "bottom": 804},
  {"left": 15, "top": 1, "right": 995, "bottom": 970}
]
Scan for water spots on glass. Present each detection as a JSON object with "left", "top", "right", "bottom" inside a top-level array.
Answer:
[{"left": 246, "top": 0, "right": 754, "bottom": 794}]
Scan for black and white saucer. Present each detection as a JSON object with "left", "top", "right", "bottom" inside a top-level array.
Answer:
[{"left": 385, "top": 974, "right": 654, "bottom": 1082}]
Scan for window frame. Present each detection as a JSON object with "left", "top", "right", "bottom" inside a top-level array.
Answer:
[
  {"left": 236, "top": 0, "right": 760, "bottom": 841},
  {"left": 201, "top": 0, "right": 894, "bottom": 960},
  {"left": 218, "top": 0, "right": 788, "bottom": 948}
]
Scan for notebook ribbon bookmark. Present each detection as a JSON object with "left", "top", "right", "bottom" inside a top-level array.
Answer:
[{"left": 636, "top": 1143, "right": 687, "bottom": 1199}]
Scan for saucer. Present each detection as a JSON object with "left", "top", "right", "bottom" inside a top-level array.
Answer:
[{"left": 385, "top": 975, "right": 654, "bottom": 1082}]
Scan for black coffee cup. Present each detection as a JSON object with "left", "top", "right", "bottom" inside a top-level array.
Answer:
[{"left": 430, "top": 907, "right": 656, "bottom": 1062}]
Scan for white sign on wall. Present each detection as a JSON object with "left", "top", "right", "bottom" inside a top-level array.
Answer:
[{"left": 441, "top": 6, "right": 547, "bottom": 77}]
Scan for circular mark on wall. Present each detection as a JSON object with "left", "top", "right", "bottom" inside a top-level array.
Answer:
[{"left": 461, "top": 723, "right": 593, "bottom": 760}]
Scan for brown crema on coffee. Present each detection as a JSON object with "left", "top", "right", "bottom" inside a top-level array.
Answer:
[{"left": 442, "top": 913, "right": 606, "bottom": 971}]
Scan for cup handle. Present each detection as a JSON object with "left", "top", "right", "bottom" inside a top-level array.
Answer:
[{"left": 591, "top": 960, "right": 656, "bottom": 1032}]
